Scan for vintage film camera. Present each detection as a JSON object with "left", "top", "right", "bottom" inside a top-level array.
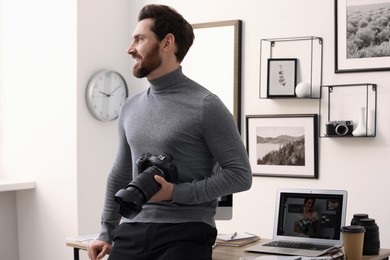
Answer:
[
  {"left": 325, "top": 120, "right": 354, "bottom": 136},
  {"left": 115, "top": 152, "right": 177, "bottom": 219}
]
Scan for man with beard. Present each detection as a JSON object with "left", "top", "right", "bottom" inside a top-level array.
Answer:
[{"left": 87, "top": 4, "right": 252, "bottom": 260}]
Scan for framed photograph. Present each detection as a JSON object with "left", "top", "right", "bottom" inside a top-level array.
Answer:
[
  {"left": 246, "top": 114, "right": 318, "bottom": 178},
  {"left": 335, "top": 0, "right": 390, "bottom": 73},
  {"left": 267, "top": 58, "right": 297, "bottom": 97}
]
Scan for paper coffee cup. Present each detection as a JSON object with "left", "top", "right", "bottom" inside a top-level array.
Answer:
[{"left": 341, "top": 225, "right": 365, "bottom": 260}]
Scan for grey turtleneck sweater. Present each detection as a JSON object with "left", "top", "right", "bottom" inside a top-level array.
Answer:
[{"left": 98, "top": 66, "right": 252, "bottom": 243}]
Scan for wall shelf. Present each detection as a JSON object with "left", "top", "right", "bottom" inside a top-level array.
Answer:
[
  {"left": 259, "top": 36, "right": 323, "bottom": 99},
  {"left": 0, "top": 179, "right": 36, "bottom": 192},
  {"left": 319, "top": 83, "right": 377, "bottom": 138}
]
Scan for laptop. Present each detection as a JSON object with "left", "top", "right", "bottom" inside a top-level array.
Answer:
[{"left": 246, "top": 188, "right": 347, "bottom": 257}]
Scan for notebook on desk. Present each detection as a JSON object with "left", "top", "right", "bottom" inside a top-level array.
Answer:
[{"left": 246, "top": 188, "right": 347, "bottom": 257}]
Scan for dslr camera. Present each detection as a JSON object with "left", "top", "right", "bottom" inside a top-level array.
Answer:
[
  {"left": 114, "top": 152, "right": 177, "bottom": 219},
  {"left": 326, "top": 120, "right": 353, "bottom": 136}
]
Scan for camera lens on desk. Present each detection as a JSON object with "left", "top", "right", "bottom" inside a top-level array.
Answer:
[
  {"left": 351, "top": 213, "right": 380, "bottom": 255},
  {"left": 360, "top": 218, "right": 380, "bottom": 255},
  {"left": 351, "top": 213, "right": 369, "bottom": 225}
]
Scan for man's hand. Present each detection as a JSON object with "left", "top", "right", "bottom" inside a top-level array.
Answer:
[
  {"left": 87, "top": 239, "right": 112, "bottom": 260},
  {"left": 149, "top": 175, "right": 174, "bottom": 202}
]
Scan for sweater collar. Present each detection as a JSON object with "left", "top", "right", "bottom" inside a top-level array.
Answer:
[{"left": 148, "top": 66, "right": 186, "bottom": 92}]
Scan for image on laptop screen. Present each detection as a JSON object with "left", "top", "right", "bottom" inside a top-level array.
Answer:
[
  {"left": 245, "top": 189, "right": 347, "bottom": 257},
  {"left": 276, "top": 190, "right": 345, "bottom": 241}
]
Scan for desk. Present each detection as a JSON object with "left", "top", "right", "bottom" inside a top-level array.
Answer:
[
  {"left": 67, "top": 239, "right": 390, "bottom": 260},
  {"left": 0, "top": 179, "right": 36, "bottom": 192},
  {"left": 212, "top": 240, "right": 390, "bottom": 260}
]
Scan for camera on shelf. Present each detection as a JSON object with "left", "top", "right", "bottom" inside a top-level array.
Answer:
[
  {"left": 326, "top": 120, "right": 354, "bottom": 136},
  {"left": 114, "top": 152, "right": 177, "bottom": 219}
]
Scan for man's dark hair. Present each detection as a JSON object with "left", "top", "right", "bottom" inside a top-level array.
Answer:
[{"left": 138, "top": 4, "right": 195, "bottom": 62}]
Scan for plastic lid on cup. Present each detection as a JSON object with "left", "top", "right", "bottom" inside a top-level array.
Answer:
[{"left": 341, "top": 225, "right": 365, "bottom": 233}]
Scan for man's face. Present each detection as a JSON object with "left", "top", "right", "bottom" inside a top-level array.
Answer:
[{"left": 128, "top": 19, "right": 162, "bottom": 78}]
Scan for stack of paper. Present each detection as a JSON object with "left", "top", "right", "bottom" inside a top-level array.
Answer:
[
  {"left": 216, "top": 232, "right": 260, "bottom": 247},
  {"left": 66, "top": 234, "right": 98, "bottom": 243}
]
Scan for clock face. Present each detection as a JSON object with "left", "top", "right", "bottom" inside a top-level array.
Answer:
[{"left": 86, "top": 70, "right": 128, "bottom": 121}]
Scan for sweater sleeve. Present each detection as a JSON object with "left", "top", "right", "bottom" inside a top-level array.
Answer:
[
  {"left": 172, "top": 94, "right": 252, "bottom": 204},
  {"left": 97, "top": 114, "right": 133, "bottom": 244}
]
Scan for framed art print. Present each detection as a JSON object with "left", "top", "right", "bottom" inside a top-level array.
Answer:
[
  {"left": 246, "top": 114, "right": 318, "bottom": 178},
  {"left": 267, "top": 58, "right": 297, "bottom": 97},
  {"left": 335, "top": 0, "right": 390, "bottom": 73}
]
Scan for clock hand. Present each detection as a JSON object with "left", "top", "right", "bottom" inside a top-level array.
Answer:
[
  {"left": 109, "top": 84, "right": 122, "bottom": 95},
  {"left": 99, "top": 91, "right": 110, "bottom": 97}
]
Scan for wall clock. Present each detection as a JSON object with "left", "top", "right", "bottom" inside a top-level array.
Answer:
[{"left": 86, "top": 70, "right": 128, "bottom": 121}]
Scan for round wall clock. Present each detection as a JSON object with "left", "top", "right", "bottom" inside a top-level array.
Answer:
[{"left": 86, "top": 70, "right": 128, "bottom": 121}]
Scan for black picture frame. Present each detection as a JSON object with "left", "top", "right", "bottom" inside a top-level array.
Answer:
[
  {"left": 335, "top": 0, "right": 390, "bottom": 73},
  {"left": 246, "top": 114, "right": 318, "bottom": 178},
  {"left": 267, "top": 58, "right": 297, "bottom": 97}
]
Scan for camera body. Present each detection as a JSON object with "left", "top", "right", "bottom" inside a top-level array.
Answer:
[
  {"left": 136, "top": 153, "right": 177, "bottom": 183},
  {"left": 114, "top": 152, "right": 177, "bottom": 219},
  {"left": 326, "top": 120, "right": 354, "bottom": 136}
]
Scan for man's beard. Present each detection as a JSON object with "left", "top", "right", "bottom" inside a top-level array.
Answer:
[{"left": 133, "top": 43, "right": 162, "bottom": 78}]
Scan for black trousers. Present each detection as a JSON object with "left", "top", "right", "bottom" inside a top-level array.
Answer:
[{"left": 108, "top": 222, "right": 217, "bottom": 260}]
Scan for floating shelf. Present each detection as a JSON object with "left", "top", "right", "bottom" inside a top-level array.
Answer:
[
  {"left": 259, "top": 36, "right": 323, "bottom": 99},
  {"left": 319, "top": 83, "right": 377, "bottom": 138}
]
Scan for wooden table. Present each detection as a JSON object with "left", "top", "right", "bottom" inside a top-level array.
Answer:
[
  {"left": 66, "top": 239, "right": 390, "bottom": 260},
  {"left": 212, "top": 240, "right": 390, "bottom": 260}
]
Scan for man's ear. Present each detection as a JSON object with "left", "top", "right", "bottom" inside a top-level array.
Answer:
[{"left": 163, "top": 33, "right": 175, "bottom": 49}]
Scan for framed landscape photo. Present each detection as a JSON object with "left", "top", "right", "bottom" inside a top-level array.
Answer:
[
  {"left": 267, "top": 58, "right": 297, "bottom": 97},
  {"left": 335, "top": 0, "right": 390, "bottom": 73},
  {"left": 246, "top": 114, "right": 318, "bottom": 178}
]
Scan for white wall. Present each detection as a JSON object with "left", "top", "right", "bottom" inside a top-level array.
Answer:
[
  {"left": 1, "top": 1, "right": 390, "bottom": 260},
  {"left": 76, "top": 0, "right": 135, "bottom": 236},
  {"left": 0, "top": 0, "right": 78, "bottom": 260}
]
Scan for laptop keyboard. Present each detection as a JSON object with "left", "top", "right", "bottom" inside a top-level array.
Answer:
[{"left": 264, "top": 241, "right": 333, "bottom": 251}]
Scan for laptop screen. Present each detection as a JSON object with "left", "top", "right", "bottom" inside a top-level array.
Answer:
[{"left": 274, "top": 188, "right": 347, "bottom": 245}]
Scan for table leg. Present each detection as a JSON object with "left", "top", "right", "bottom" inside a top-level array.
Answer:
[{"left": 73, "top": 248, "right": 80, "bottom": 260}]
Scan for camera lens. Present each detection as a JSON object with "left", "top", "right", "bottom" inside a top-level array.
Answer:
[
  {"left": 360, "top": 218, "right": 380, "bottom": 255},
  {"left": 335, "top": 124, "right": 348, "bottom": 136},
  {"left": 114, "top": 166, "right": 164, "bottom": 219}
]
